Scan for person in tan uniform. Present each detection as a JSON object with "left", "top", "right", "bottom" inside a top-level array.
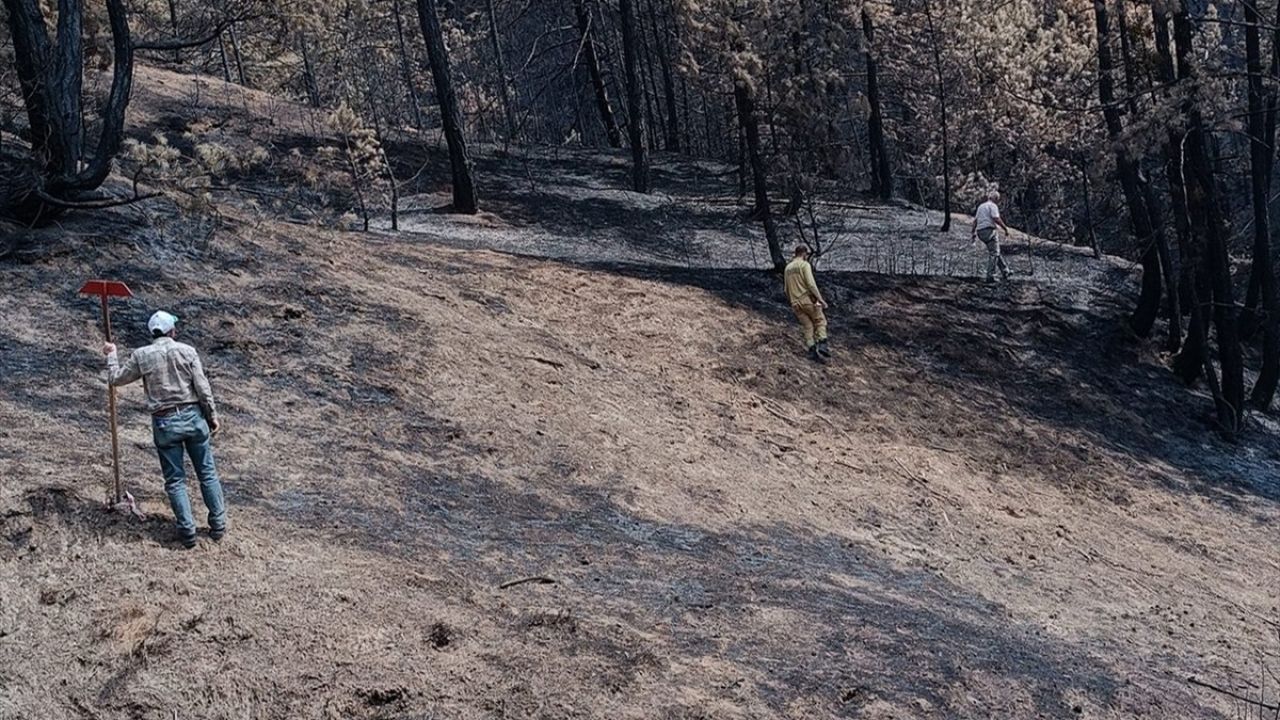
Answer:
[{"left": 784, "top": 245, "right": 830, "bottom": 362}]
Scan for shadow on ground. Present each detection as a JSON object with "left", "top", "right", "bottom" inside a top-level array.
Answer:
[
  {"left": 553, "top": 260, "right": 1280, "bottom": 509},
  {"left": 19, "top": 458, "right": 1126, "bottom": 718}
]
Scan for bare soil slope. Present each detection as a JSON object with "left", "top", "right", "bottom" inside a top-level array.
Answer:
[{"left": 1, "top": 68, "right": 1279, "bottom": 720}]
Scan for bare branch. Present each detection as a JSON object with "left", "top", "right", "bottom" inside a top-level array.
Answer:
[
  {"left": 132, "top": 15, "right": 258, "bottom": 52},
  {"left": 1188, "top": 676, "right": 1280, "bottom": 712},
  {"left": 498, "top": 576, "right": 556, "bottom": 590},
  {"left": 34, "top": 188, "right": 160, "bottom": 210}
]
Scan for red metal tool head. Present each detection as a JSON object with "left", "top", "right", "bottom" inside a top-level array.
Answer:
[{"left": 78, "top": 280, "right": 134, "bottom": 298}]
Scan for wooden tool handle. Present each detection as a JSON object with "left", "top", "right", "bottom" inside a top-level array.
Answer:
[{"left": 100, "top": 293, "right": 122, "bottom": 504}]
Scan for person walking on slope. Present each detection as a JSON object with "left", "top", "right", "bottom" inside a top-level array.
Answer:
[
  {"left": 103, "top": 311, "right": 226, "bottom": 549},
  {"left": 972, "top": 190, "right": 1011, "bottom": 283},
  {"left": 784, "top": 245, "right": 831, "bottom": 362}
]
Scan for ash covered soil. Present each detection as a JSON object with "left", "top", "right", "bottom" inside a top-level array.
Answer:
[{"left": 2, "top": 68, "right": 1280, "bottom": 719}]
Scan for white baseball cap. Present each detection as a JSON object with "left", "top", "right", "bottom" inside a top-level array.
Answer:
[{"left": 148, "top": 310, "right": 179, "bottom": 335}]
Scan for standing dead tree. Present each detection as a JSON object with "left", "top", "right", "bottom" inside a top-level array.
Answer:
[
  {"left": 862, "top": 6, "right": 891, "bottom": 201},
  {"left": 391, "top": 0, "right": 425, "bottom": 129},
  {"left": 1092, "top": 0, "right": 1168, "bottom": 343},
  {"left": 484, "top": 0, "right": 519, "bottom": 146},
  {"left": 734, "top": 76, "right": 784, "bottom": 270},
  {"left": 619, "top": 0, "right": 651, "bottom": 192},
  {"left": 920, "top": 0, "right": 950, "bottom": 231},
  {"left": 414, "top": 0, "right": 479, "bottom": 213},
  {"left": 1168, "top": 2, "right": 1244, "bottom": 434},
  {"left": 1243, "top": 0, "right": 1280, "bottom": 410},
  {"left": 575, "top": 0, "right": 623, "bottom": 148},
  {"left": 1, "top": 0, "right": 244, "bottom": 225}
]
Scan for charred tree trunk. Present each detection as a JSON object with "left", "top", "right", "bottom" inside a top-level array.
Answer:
[
  {"left": 1171, "top": 5, "right": 1244, "bottom": 433},
  {"left": 217, "top": 31, "right": 232, "bottom": 82},
  {"left": 599, "top": 1, "right": 626, "bottom": 113},
  {"left": 1150, "top": 6, "right": 1204, "bottom": 382},
  {"left": 391, "top": 0, "right": 425, "bottom": 130},
  {"left": 639, "top": 16, "right": 662, "bottom": 152},
  {"left": 2, "top": 0, "right": 137, "bottom": 223},
  {"left": 1093, "top": 0, "right": 1164, "bottom": 340},
  {"left": 680, "top": 75, "right": 692, "bottom": 155},
  {"left": 1246, "top": 0, "right": 1280, "bottom": 409},
  {"left": 647, "top": 0, "right": 680, "bottom": 152},
  {"left": 1144, "top": 176, "right": 1182, "bottom": 352},
  {"left": 862, "top": 8, "right": 891, "bottom": 200},
  {"left": 6, "top": 0, "right": 81, "bottom": 182},
  {"left": 414, "top": 0, "right": 478, "bottom": 212},
  {"left": 227, "top": 22, "right": 248, "bottom": 86},
  {"left": 483, "top": 0, "right": 518, "bottom": 145},
  {"left": 668, "top": 5, "right": 692, "bottom": 154},
  {"left": 574, "top": 0, "right": 623, "bottom": 148},
  {"left": 922, "top": 0, "right": 950, "bottom": 231},
  {"left": 1079, "top": 154, "right": 1101, "bottom": 258},
  {"left": 618, "top": 0, "right": 650, "bottom": 192},
  {"left": 298, "top": 32, "right": 321, "bottom": 109},
  {"left": 736, "top": 111, "right": 747, "bottom": 199},
  {"left": 1117, "top": 0, "right": 1181, "bottom": 350},
  {"left": 699, "top": 91, "right": 712, "bottom": 158},
  {"left": 71, "top": 0, "right": 132, "bottom": 191},
  {"left": 630, "top": 0, "right": 659, "bottom": 151},
  {"left": 166, "top": 0, "right": 181, "bottom": 63},
  {"left": 1115, "top": 0, "right": 1141, "bottom": 115},
  {"left": 573, "top": 66, "right": 588, "bottom": 143},
  {"left": 370, "top": 111, "right": 399, "bottom": 232},
  {"left": 735, "top": 79, "right": 784, "bottom": 270}
]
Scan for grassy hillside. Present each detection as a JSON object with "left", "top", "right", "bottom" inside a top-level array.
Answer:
[{"left": 1, "top": 68, "right": 1278, "bottom": 719}]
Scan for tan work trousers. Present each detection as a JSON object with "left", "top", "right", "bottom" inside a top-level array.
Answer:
[
  {"left": 978, "top": 227, "right": 1010, "bottom": 281},
  {"left": 792, "top": 303, "right": 828, "bottom": 348}
]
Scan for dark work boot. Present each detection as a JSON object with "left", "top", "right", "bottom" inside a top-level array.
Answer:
[
  {"left": 808, "top": 345, "right": 825, "bottom": 363},
  {"left": 209, "top": 526, "right": 226, "bottom": 542},
  {"left": 817, "top": 339, "right": 832, "bottom": 358},
  {"left": 179, "top": 531, "right": 198, "bottom": 549}
]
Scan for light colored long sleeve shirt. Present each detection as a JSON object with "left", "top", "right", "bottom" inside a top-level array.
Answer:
[
  {"left": 107, "top": 336, "right": 218, "bottom": 421},
  {"left": 784, "top": 258, "right": 823, "bottom": 307},
  {"left": 975, "top": 201, "right": 1003, "bottom": 231}
]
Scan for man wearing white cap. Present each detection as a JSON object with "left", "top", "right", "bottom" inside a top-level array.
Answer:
[{"left": 103, "top": 311, "right": 226, "bottom": 548}]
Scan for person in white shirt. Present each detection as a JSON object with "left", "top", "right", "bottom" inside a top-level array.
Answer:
[{"left": 972, "top": 190, "right": 1011, "bottom": 283}]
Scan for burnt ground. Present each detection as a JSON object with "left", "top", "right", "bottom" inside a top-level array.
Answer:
[{"left": 2, "top": 68, "right": 1280, "bottom": 720}]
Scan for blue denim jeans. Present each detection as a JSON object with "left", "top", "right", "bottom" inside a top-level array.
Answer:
[{"left": 152, "top": 406, "right": 226, "bottom": 537}]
